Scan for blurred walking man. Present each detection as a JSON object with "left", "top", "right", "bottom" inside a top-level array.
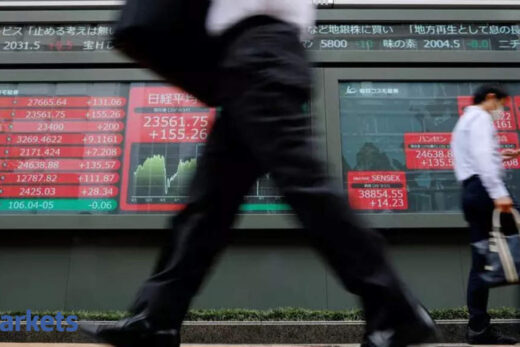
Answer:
[
  {"left": 451, "top": 84, "right": 518, "bottom": 345},
  {"left": 83, "top": 1, "right": 437, "bottom": 346}
]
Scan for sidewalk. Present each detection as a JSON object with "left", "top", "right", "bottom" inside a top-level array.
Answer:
[{"left": 1, "top": 320, "right": 519, "bottom": 344}]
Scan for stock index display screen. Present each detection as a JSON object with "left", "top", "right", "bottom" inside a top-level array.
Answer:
[
  {"left": 305, "top": 23, "right": 520, "bottom": 51},
  {"left": 0, "top": 83, "right": 286, "bottom": 214},
  {"left": 340, "top": 82, "right": 520, "bottom": 213},
  {"left": 0, "top": 24, "right": 114, "bottom": 52},
  {"left": 1, "top": 23, "right": 520, "bottom": 53}
]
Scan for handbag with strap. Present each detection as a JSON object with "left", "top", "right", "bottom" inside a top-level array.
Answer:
[
  {"left": 472, "top": 208, "right": 520, "bottom": 287},
  {"left": 113, "top": 0, "right": 220, "bottom": 105}
]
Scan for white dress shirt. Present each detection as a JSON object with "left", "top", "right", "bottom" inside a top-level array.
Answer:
[
  {"left": 206, "top": 0, "right": 315, "bottom": 37},
  {"left": 451, "top": 105, "right": 509, "bottom": 199}
]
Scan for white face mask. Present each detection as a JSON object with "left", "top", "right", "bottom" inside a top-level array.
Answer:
[{"left": 491, "top": 105, "right": 505, "bottom": 120}]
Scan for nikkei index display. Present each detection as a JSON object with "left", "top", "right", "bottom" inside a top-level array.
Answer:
[{"left": 0, "top": 83, "right": 287, "bottom": 215}]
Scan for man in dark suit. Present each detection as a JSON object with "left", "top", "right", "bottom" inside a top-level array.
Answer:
[{"left": 83, "top": 1, "right": 437, "bottom": 346}]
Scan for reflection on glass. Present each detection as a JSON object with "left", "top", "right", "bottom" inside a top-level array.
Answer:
[{"left": 340, "top": 81, "right": 520, "bottom": 214}]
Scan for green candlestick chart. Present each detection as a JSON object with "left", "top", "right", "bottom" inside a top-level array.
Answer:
[
  {"left": 134, "top": 154, "right": 196, "bottom": 197},
  {"left": 128, "top": 143, "right": 289, "bottom": 212}
]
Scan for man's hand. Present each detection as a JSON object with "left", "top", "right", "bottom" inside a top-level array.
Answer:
[
  {"left": 495, "top": 196, "right": 514, "bottom": 213},
  {"left": 502, "top": 149, "right": 520, "bottom": 161}
]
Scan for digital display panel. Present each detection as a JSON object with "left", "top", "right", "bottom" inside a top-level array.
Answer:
[
  {"left": 0, "top": 24, "right": 113, "bottom": 52},
  {"left": 1, "top": 23, "right": 520, "bottom": 53},
  {"left": 304, "top": 23, "right": 520, "bottom": 51},
  {"left": 0, "top": 83, "right": 286, "bottom": 214},
  {"left": 340, "top": 82, "right": 520, "bottom": 213}
]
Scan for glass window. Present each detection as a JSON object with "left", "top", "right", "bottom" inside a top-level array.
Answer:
[
  {"left": 0, "top": 82, "right": 289, "bottom": 214},
  {"left": 339, "top": 81, "right": 520, "bottom": 213}
]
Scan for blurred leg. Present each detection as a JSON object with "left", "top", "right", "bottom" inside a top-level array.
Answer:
[
  {"left": 131, "top": 115, "right": 262, "bottom": 330},
  {"left": 220, "top": 22, "right": 419, "bottom": 331}
]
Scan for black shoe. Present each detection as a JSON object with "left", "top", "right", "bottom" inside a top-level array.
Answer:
[
  {"left": 466, "top": 325, "right": 517, "bottom": 345},
  {"left": 80, "top": 314, "right": 180, "bottom": 347},
  {"left": 361, "top": 304, "right": 438, "bottom": 347}
]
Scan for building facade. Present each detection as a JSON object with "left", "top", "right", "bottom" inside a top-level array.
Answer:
[{"left": 0, "top": 0, "right": 518, "bottom": 312}]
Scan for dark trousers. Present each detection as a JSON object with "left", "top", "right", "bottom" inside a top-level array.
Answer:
[
  {"left": 131, "top": 19, "right": 414, "bottom": 332},
  {"left": 462, "top": 176, "right": 494, "bottom": 331},
  {"left": 462, "top": 175, "right": 517, "bottom": 331}
]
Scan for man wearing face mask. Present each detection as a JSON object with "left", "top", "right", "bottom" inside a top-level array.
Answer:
[{"left": 451, "top": 84, "right": 519, "bottom": 345}]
